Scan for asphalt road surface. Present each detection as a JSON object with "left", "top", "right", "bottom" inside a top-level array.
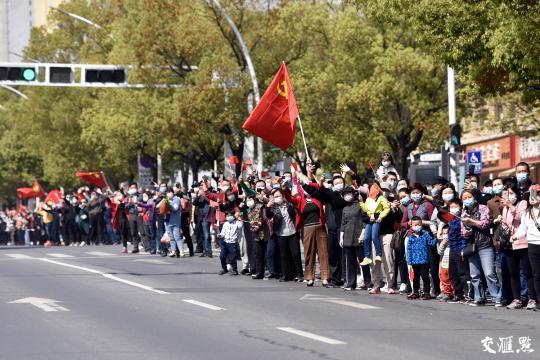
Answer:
[{"left": 1, "top": 245, "right": 538, "bottom": 360}]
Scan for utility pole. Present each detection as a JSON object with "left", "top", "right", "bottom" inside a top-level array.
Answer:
[{"left": 447, "top": 66, "right": 459, "bottom": 187}]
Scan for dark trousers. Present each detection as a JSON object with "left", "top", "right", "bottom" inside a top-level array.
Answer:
[
  {"left": 507, "top": 248, "right": 536, "bottom": 301},
  {"left": 429, "top": 247, "right": 441, "bottom": 295},
  {"left": 118, "top": 222, "right": 130, "bottom": 248},
  {"left": 219, "top": 241, "right": 237, "bottom": 272},
  {"left": 129, "top": 217, "right": 141, "bottom": 248},
  {"left": 394, "top": 246, "right": 409, "bottom": 289},
  {"left": 181, "top": 213, "right": 194, "bottom": 256},
  {"left": 499, "top": 251, "right": 513, "bottom": 302},
  {"left": 194, "top": 217, "right": 204, "bottom": 253},
  {"left": 64, "top": 221, "right": 79, "bottom": 245},
  {"left": 277, "top": 234, "right": 303, "bottom": 280},
  {"left": 412, "top": 264, "right": 430, "bottom": 295},
  {"left": 89, "top": 215, "right": 103, "bottom": 245},
  {"left": 327, "top": 229, "right": 343, "bottom": 284},
  {"left": 266, "top": 237, "right": 280, "bottom": 276},
  {"left": 343, "top": 247, "right": 358, "bottom": 288},
  {"left": 449, "top": 250, "right": 470, "bottom": 298},
  {"left": 255, "top": 240, "right": 267, "bottom": 277},
  {"left": 156, "top": 217, "right": 166, "bottom": 251},
  {"left": 528, "top": 244, "right": 540, "bottom": 303},
  {"left": 142, "top": 221, "right": 155, "bottom": 251},
  {"left": 355, "top": 247, "right": 372, "bottom": 287}
]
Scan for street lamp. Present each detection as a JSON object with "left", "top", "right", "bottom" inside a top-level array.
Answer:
[{"left": 49, "top": 6, "right": 102, "bottom": 29}]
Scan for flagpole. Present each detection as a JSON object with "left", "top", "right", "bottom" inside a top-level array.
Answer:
[{"left": 297, "top": 115, "right": 310, "bottom": 161}]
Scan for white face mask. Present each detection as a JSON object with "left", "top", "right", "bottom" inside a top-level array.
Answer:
[
  {"left": 413, "top": 225, "right": 422, "bottom": 233},
  {"left": 431, "top": 188, "right": 440, "bottom": 197},
  {"left": 227, "top": 194, "right": 236, "bottom": 202},
  {"left": 246, "top": 200, "right": 255, "bottom": 208},
  {"left": 388, "top": 180, "right": 396, "bottom": 190},
  {"left": 344, "top": 194, "right": 354, "bottom": 202},
  {"left": 226, "top": 216, "right": 235, "bottom": 223},
  {"left": 333, "top": 183, "right": 344, "bottom": 192},
  {"left": 382, "top": 161, "right": 391, "bottom": 168},
  {"left": 442, "top": 193, "right": 454, "bottom": 202},
  {"left": 508, "top": 195, "right": 517, "bottom": 204},
  {"left": 142, "top": 196, "right": 149, "bottom": 202},
  {"left": 274, "top": 197, "right": 283, "bottom": 205},
  {"left": 220, "top": 186, "right": 230, "bottom": 193}
]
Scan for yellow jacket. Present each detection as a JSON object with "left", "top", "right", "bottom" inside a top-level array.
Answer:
[
  {"left": 36, "top": 208, "right": 53, "bottom": 224},
  {"left": 361, "top": 195, "right": 390, "bottom": 219}
]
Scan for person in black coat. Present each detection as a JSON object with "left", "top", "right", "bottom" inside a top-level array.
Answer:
[{"left": 340, "top": 186, "right": 364, "bottom": 291}]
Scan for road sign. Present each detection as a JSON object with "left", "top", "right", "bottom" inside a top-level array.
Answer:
[
  {"left": 8, "top": 297, "right": 69, "bottom": 312},
  {"left": 467, "top": 150, "right": 483, "bottom": 174}
]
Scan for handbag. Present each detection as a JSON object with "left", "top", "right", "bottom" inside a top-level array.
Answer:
[
  {"left": 160, "top": 231, "right": 170, "bottom": 245},
  {"left": 497, "top": 225, "right": 512, "bottom": 251},
  {"left": 158, "top": 199, "right": 171, "bottom": 215},
  {"left": 462, "top": 239, "right": 477, "bottom": 258}
]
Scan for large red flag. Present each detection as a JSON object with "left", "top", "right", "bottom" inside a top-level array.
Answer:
[
  {"left": 45, "top": 190, "right": 63, "bottom": 205},
  {"left": 242, "top": 63, "right": 299, "bottom": 150},
  {"left": 16, "top": 179, "right": 45, "bottom": 199},
  {"left": 75, "top": 171, "right": 108, "bottom": 188}
]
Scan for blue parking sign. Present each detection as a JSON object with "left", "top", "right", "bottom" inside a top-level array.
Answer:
[{"left": 467, "top": 150, "right": 483, "bottom": 174}]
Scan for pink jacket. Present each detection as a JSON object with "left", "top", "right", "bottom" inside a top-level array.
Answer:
[{"left": 502, "top": 200, "right": 528, "bottom": 250}]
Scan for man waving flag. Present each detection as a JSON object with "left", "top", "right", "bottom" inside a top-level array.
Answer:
[{"left": 242, "top": 63, "right": 299, "bottom": 151}]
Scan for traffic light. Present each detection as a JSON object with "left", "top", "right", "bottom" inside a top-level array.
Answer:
[
  {"left": 450, "top": 123, "right": 462, "bottom": 146},
  {"left": 85, "top": 69, "right": 126, "bottom": 83},
  {"left": 49, "top": 67, "right": 73, "bottom": 83},
  {"left": 0, "top": 66, "right": 37, "bottom": 81}
]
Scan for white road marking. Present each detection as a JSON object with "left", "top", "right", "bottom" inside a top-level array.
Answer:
[
  {"left": 85, "top": 251, "right": 115, "bottom": 256},
  {"left": 5, "top": 254, "right": 33, "bottom": 259},
  {"left": 9, "top": 297, "right": 69, "bottom": 312},
  {"left": 182, "top": 299, "right": 225, "bottom": 311},
  {"left": 40, "top": 258, "right": 169, "bottom": 295},
  {"left": 300, "top": 294, "right": 380, "bottom": 310},
  {"left": 48, "top": 253, "right": 75, "bottom": 258},
  {"left": 102, "top": 274, "right": 169, "bottom": 294},
  {"left": 276, "top": 327, "right": 346, "bottom": 345},
  {"left": 132, "top": 259, "right": 171, "bottom": 265}
]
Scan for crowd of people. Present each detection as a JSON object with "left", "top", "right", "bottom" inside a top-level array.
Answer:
[{"left": 2, "top": 153, "right": 540, "bottom": 311}]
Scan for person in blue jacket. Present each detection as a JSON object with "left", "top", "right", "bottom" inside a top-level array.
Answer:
[
  {"left": 166, "top": 188, "right": 183, "bottom": 258},
  {"left": 407, "top": 216, "right": 437, "bottom": 300}
]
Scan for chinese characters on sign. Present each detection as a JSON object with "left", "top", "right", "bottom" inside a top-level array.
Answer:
[{"left": 481, "top": 336, "right": 534, "bottom": 354}]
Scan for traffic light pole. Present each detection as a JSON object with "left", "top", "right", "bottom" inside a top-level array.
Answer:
[{"left": 447, "top": 66, "right": 459, "bottom": 187}]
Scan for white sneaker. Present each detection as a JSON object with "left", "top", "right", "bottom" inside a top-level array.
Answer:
[
  {"left": 80, "top": 241, "right": 86, "bottom": 247},
  {"left": 399, "top": 283, "right": 407, "bottom": 293},
  {"left": 381, "top": 285, "right": 389, "bottom": 293}
]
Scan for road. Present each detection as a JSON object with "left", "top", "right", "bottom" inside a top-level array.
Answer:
[{"left": 0, "top": 245, "right": 538, "bottom": 360}]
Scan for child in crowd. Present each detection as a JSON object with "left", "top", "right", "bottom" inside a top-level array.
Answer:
[
  {"left": 217, "top": 211, "right": 243, "bottom": 276},
  {"left": 437, "top": 225, "right": 454, "bottom": 301},
  {"left": 406, "top": 216, "right": 437, "bottom": 299}
]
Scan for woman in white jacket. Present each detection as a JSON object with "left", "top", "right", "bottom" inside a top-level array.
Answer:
[
  {"left": 512, "top": 184, "right": 540, "bottom": 311},
  {"left": 376, "top": 152, "right": 400, "bottom": 182}
]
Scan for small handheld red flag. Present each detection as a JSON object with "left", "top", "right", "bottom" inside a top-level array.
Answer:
[
  {"left": 16, "top": 179, "right": 45, "bottom": 199},
  {"left": 242, "top": 63, "right": 299, "bottom": 151},
  {"left": 228, "top": 156, "right": 240, "bottom": 165},
  {"left": 45, "top": 190, "right": 63, "bottom": 205},
  {"left": 76, "top": 171, "right": 108, "bottom": 188}
]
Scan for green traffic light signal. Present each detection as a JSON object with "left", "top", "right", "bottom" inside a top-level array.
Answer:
[{"left": 22, "top": 68, "right": 36, "bottom": 81}]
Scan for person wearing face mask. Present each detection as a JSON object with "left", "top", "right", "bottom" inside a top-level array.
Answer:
[
  {"left": 500, "top": 183, "right": 536, "bottom": 310},
  {"left": 511, "top": 184, "right": 540, "bottom": 311},
  {"left": 359, "top": 182, "right": 390, "bottom": 267},
  {"left": 395, "top": 188, "right": 412, "bottom": 294},
  {"left": 125, "top": 184, "right": 143, "bottom": 253},
  {"left": 481, "top": 180, "right": 494, "bottom": 202},
  {"left": 112, "top": 192, "right": 131, "bottom": 253},
  {"left": 244, "top": 195, "right": 267, "bottom": 279},
  {"left": 396, "top": 179, "right": 410, "bottom": 194},
  {"left": 202, "top": 179, "right": 234, "bottom": 230},
  {"left": 155, "top": 184, "right": 169, "bottom": 256},
  {"left": 430, "top": 183, "right": 457, "bottom": 235},
  {"left": 464, "top": 173, "right": 487, "bottom": 205},
  {"left": 78, "top": 200, "right": 90, "bottom": 246},
  {"left": 444, "top": 199, "right": 469, "bottom": 302},
  {"left": 165, "top": 188, "right": 184, "bottom": 258},
  {"left": 515, "top": 162, "right": 532, "bottom": 199},
  {"left": 385, "top": 172, "right": 398, "bottom": 192},
  {"left": 138, "top": 191, "right": 156, "bottom": 254},
  {"left": 61, "top": 196, "right": 80, "bottom": 247},
  {"left": 401, "top": 183, "right": 439, "bottom": 297},
  {"left": 217, "top": 212, "right": 243, "bottom": 276},
  {"left": 284, "top": 182, "right": 329, "bottom": 287},
  {"left": 304, "top": 165, "right": 349, "bottom": 287},
  {"left": 461, "top": 189, "right": 502, "bottom": 306},
  {"left": 339, "top": 186, "right": 364, "bottom": 291},
  {"left": 376, "top": 152, "right": 400, "bottom": 182},
  {"left": 266, "top": 189, "right": 303, "bottom": 282},
  {"left": 406, "top": 216, "right": 437, "bottom": 300},
  {"left": 179, "top": 191, "right": 194, "bottom": 257},
  {"left": 88, "top": 192, "right": 106, "bottom": 246},
  {"left": 192, "top": 188, "right": 212, "bottom": 258}
]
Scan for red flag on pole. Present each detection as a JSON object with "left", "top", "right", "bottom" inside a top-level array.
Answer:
[
  {"left": 76, "top": 171, "right": 108, "bottom": 188},
  {"left": 228, "top": 156, "right": 240, "bottom": 165},
  {"left": 242, "top": 63, "right": 299, "bottom": 151},
  {"left": 45, "top": 190, "right": 63, "bottom": 205},
  {"left": 16, "top": 179, "right": 45, "bottom": 199}
]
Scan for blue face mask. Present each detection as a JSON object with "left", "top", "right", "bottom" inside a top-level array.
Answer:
[
  {"left": 400, "top": 196, "right": 411, "bottom": 206},
  {"left": 159, "top": 187, "right": 167, "bottom": 193},
  {"left": 226, "top": 216, "right": 235, "bottom": 223},
  {"left": 516, "top": 173, "right": 529, "bottom": 183},
  {"left": 463, "top": 198, "right": 476, "bottom": 208},
  {"left": 411, "top": 193, "right": 423, "bottom": 203},
  {"left": 493, "top": 185, "right": 504, "bottom": 195}
]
